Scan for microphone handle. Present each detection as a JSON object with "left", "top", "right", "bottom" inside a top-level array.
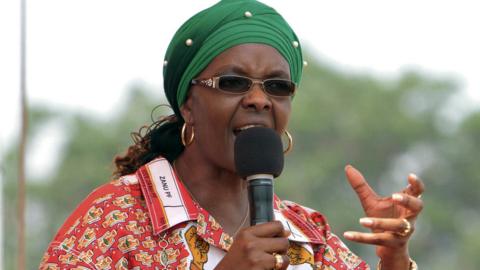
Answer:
[{"left": 247, "top": 175, "right": 274, "bottom": 226}]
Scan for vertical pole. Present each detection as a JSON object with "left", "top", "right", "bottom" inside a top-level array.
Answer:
[{"left": 17, "top": 0, "right": 27, "bottom": 268}]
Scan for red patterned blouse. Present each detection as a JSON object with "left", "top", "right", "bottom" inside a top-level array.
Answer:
[{"left": 40, "top": 157, "right": 369, "bottom": 270}]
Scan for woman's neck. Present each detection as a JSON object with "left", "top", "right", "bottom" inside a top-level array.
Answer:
[{"left": 173, "top": 150, "right": 250, "bottom": 236}]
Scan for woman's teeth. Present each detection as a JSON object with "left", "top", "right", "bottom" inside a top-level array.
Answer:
[
  {"left": 234, "top": 124, "right": 264, "bottom": 135},
  {"left": 238, "top": 124, "right": 261, "bottom": 131}
]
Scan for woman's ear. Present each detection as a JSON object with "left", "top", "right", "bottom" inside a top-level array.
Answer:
[{"left": 179, "top": 94, "right": 194, "bottom": 125}]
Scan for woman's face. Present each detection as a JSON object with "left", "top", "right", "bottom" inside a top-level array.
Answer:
[{"left": 181, "top": 43, "right": 292, "bottom": 173}]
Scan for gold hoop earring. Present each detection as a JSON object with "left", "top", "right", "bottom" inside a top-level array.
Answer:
[
  {"left": 283, "top": 130, "right": 293, "bottom": 154},
  {"left": 181, "top": 123, "right": 195, "bottom": 146}
]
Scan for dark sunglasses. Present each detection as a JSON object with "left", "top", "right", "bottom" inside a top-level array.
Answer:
[{"left": 191, "top": 75, "right": 296, "bottom": 97}]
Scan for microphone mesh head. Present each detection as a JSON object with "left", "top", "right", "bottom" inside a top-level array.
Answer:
[{"left": 234, "top": 127, "right": 284, "bottom": 178}]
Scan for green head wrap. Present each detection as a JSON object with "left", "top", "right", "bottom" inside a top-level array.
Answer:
[
  {"left": 151, "top": 0, "right": 303, "bottom": 162},
  {"left": 163, "top": 0, "right": 303, "bottom": 117}
]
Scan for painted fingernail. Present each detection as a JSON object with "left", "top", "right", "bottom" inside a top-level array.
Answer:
[
  {"left": 359, "top": 218, "right": 373, "bottom": 226},
  {"left": 343, "top": 232, "right": 355, "bottom": 239},
  {"left": 345, "top": 164, "right": 351, "bottom": 172},
  {"left": 392, "top": 193, "right": 403, "bottom": 202}
]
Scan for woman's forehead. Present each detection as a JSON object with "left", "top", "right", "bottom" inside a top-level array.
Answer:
[{"left": 201, "top": 44, "right": 290, "bottom": 78}]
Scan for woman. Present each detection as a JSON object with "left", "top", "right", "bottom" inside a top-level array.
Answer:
[{"left": 40, "top": 0, "right": 424, "bottom": 269}]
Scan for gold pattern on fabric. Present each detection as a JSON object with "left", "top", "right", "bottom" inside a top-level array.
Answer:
[
  {"left": 185, "top": 226, "right": 210, "bottom": 269},
  {"left": 287, "top": 242, "right": 314, "bottom": 268}
]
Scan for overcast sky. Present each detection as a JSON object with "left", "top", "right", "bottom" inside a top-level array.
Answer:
[{"left": 1, "top": 0, "right": 479, "bottom": 156}]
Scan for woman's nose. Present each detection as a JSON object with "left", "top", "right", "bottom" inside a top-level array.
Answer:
[{"left": 241, "top": 83, "right": 272, "bottom": 112}]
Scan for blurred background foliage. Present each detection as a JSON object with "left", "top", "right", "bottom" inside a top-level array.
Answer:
[{"left": 2, "top": 53, "right": 479, "bottom": 269}]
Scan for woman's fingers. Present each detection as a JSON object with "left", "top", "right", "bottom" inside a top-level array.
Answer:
[
  {"left": 343, "top": 231, "right": 406, "bottom": 247},
  {"left": 403, "top": 173, "right": 425, "bottom": 198},
  {"left": 359, "top": 217, "right": 413, "bottom": 236},
  {"left": 345, "top": 165, "right": 378, "bottom": 209},
  {"left": 391, "top": 193, "right": 424, "bottom": 214},
  {"left": 408, "top": 173, "right": 425, "bottom": 196},
  {"left": 271, "top": 253, "right": 290, "bottom": 270},
  {"left": 247, "top": 221, "right": 287, "bottom": 238},
  {"left": 224, "top": 221, "right": 292, "bottom": 270},
  {"left": 237, "top": 221, "right": 291, "bottom": 253},
  {"left": 258, "top": 237, "right": 290, "bottom": 254},
  {"left": 342, "top": 170, "right": 426, "bottom": 257}
]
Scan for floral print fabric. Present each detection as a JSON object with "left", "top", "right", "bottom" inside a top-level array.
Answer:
[{"left": 40, "top": 158, "right": 369, "bottom": 270}]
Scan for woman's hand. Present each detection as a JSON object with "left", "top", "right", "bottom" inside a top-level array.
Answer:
[
  {"left": 214, "top": 221, "right": 291, "bottom": 270},
  {"left": 343, "top": 165, "right": 424, "bottom": 269}
]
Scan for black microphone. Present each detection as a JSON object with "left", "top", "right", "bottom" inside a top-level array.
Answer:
[{"left": 234, "top": 127, "right": 284, "bottom": 226}]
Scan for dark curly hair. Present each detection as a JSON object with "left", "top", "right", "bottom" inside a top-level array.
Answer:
[{"left": 112, "top": 113, "right": 184, "bottom": 178}]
